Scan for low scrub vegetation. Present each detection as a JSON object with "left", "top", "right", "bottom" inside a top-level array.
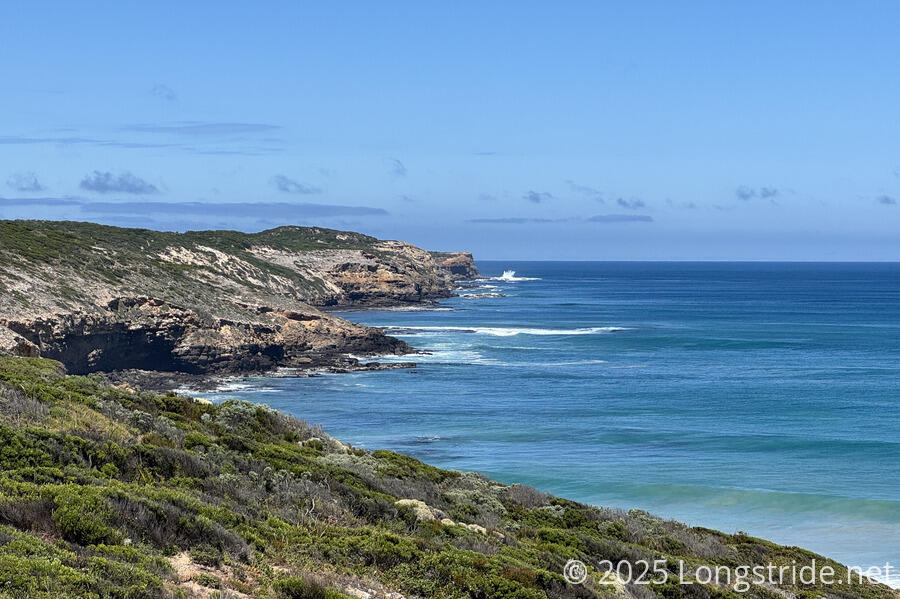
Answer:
[{"left": 0, "top": 356, "right": 891, "bottom": 598}]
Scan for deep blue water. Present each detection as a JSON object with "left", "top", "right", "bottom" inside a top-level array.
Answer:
[{"left": 198, "top": 262, "right": 900, "bottom": 579}]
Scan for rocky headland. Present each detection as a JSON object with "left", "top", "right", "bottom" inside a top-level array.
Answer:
[{"left": 0, "top": 220, "right": 477, "bottom": 384}]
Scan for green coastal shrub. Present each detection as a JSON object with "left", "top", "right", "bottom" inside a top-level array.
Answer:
[
  {"left": 372, "top": 450, "right": 460, "bottom": 483},
  {"left": 51, "top": 486, "right": 120, "bottom": 545},
  {"left": 101, "top": 462, "right": 121, "bottom": 478},
  {"left": 0, "top": 426, "right": 54, "bottom": 470},
  {"left": 183, "top": 430, "right": 213, "bottom": 450},
  {"left": 273, "top": 576, "right": 353, "bottom": 599},
  {"left": 194, "top": 572, "right": 221, "bottom": 588},
  {"left": 0, "top": 356, "right": 890, "bottom": 599},
  {"left": 189, "top": 543, "right": 223, "bottom": 567}
]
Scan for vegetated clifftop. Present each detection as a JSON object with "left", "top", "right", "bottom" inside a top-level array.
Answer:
[
  {"left": 0, "top": 355, "right": 893, "bottom": 599},
  {"left": 0, "top": 220, "right": 477, "bottom": 377}
]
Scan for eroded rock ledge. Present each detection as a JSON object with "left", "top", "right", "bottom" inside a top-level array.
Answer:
[
  {"left": 2, "top": 296, "right": 407, "bottom": 376},
  {"left": 0, "top": 221, "right": 477, "bottom": 378}
]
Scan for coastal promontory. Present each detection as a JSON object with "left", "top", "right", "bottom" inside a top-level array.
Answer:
[{"left": 0, "top": 221, "right": 477, "bottom": 379}]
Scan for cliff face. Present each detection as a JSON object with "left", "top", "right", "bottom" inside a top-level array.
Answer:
[
  {"left": 430, "top": 251, "right": 479, "bottom": 279},
  {"left": 0, "top": 221, "right": 477, "bottom": 376}
]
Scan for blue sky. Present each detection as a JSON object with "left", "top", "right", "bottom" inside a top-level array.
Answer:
[{"left": 2, "top": 1, "right": 899, "bottom": 259}]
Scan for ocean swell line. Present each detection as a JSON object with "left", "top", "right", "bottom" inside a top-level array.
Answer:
[{"left": 382, "top": 325, "right": 629, "bottom": 337}]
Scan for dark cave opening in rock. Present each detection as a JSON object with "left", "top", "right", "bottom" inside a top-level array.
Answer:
[{"left": 38, "top": 329, "right": 191, "bottom": 375}]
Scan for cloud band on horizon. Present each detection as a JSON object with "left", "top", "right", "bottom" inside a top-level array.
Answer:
[{"left": 468, "top": 214, "right": 653, "bottom": 224}]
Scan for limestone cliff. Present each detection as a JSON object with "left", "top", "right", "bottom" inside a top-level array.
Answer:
[
  {"left": 429, "top": 251, "right": 479, "bottom": 279},
  {"left": 0, "top": 220, "right": 477, "bottom": 376}
]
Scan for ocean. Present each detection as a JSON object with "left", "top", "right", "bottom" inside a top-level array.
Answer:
[{"left": 197, "top": 261, "right": 900, "bottom": 583}]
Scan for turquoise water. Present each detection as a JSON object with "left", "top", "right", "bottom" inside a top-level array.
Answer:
[{"left": 199, "top": 262, "right": 900, "bottom": 579}]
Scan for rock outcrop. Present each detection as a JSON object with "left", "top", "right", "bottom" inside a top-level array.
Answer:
[
  {"left": 430, "top": 251, "right": 479, "bottom": 280},
  {"left": 0, "top": 326, "right": 39, "bottom": 358},
  {"left": 0, "top": 221, "right": 478, "bottom": 376},
  {"left": 1, "top": 296, "right": 405, "bottom": 375}
]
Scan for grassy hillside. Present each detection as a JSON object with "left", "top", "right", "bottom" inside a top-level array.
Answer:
[
  {"left": 0, "top": 221, "right": 370, "bottom": 300},
  {"left": 0, "top": 220, "right": 381, "bottom": 265},
  {"left": 0, "top": 356, "right": 891, "bottom": 599},
  {"left": 0, "top": 220, "right": 438, "bottom": 312}
]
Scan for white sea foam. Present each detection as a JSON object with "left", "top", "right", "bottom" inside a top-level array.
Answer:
[
  {"left": 380, "top": 305, "right": 454, "bottom": 312},
  {"left": 173, "top": 386, "right": 203, "bottom": 396},
  {"left": 343, "top": 352, "right": 416, "bottom": 362},
  {"left": 222, "top": 384, "right": 281, "bottom": 393},
  {"left": 417, "top": 349, "right": 503, "bottom": 365},
  {"left": 347, "top": 348, "right": 501, "bottom": 366},
  {"left": 212, "top": 381, "right": 255, "bottom": 392},
  {"left": 384, "top": 325, "right": 629, "bottom": 337},
  {"left": 352, "top": 348, "right": 606, "bottom": 368},
  {"left": 877, "top": 571, "right": 900, "bottom": 589},
  {"left": 459, "top": 292, "right": 507, "bottom": 299},
  {"left": 488, "top": 270, "right": 541, "bottom": 282},
  {"left": 194, "top": 380, "right": 283, "bottom": 397}
]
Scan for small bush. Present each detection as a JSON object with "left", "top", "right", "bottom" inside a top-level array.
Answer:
[
  {"left": 190, "top": 544, "right": 223, "bottom": 567},
  {"left": 183, "top": 431, "right": 214, "bottom": 450},
  {"left": 372, "top": 450, "right": 459, "bottom": 483},
  {"left": 0, "top": 498, "right": 55, "bottom": 533},
  {"left": 0, "top": 383, "right": 48, "bottom": 422},
  {"left": 274, "top": 575, "right": 351, "bottom": 599},
  {"left": 52, "top": 486, "right": 121, "bottom": 545},
  {"left": 275, "top": 576, "right": 326, "bottom": 599},
  {"left": 501, "top": 484, "right": 549, "bottom": 509},
  {"left": 100, "top": 462, "right": 121, "bottom": 478},
  {"left": 194, "top": 572, "right": 221, "bottom": 588}
]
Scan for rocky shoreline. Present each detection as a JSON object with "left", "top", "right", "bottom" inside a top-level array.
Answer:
[
  {"left": 0, "top": 221, "right": 477, "bottom": 387},
  {"left": 105, "top": 358, "right": 422, "bottom": 392}
]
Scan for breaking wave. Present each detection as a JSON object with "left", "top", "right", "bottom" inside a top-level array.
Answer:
[{"left": 489, "top": 270, "right": 541, "bottom": 282}]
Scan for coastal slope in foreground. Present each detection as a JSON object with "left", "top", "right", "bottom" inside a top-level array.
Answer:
[
  {"left": 0, "top": 356, "right": 892, "bottom": 599},
  {"left": 0, "top": 220, "right": 476, "bottom": 381}
]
